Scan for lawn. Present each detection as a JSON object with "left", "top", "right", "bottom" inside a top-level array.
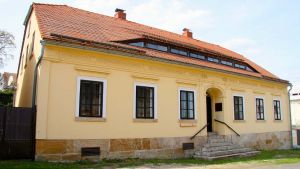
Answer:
[{"left": 1, "top": 149, "right": 300, "bottom": 169}]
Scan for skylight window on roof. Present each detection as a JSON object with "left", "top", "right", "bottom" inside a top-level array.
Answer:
[
  {"left": 171, "top": 48, "right": 187, "bottom": 56},
  {"left": 208, "top": 57, "right": 219, "bottom": 63},
  {"left": 146, "top": 43, "right": 168, "bottom": 52},
  {"left": 235, "top": 63, "right": 246, "bottom": 69},
  {"left": 221, "top": 60, "right": 233, "bottom": 66},
  {"left": 190, "top": 53, "right": 205, "bottom": 60},
  {"left": 129, "top": 42, "right": 144, "bottom": 47}
]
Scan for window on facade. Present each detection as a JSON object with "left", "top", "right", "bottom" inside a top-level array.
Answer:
[
  {"left": 79, "top": 80, "right": 103, "bottom": 117},
  {"left": 24, "top": 45, "right": 29, "bottom": 68},
  {"left": 29, "top": 32, "right": 35, "bottom": 59},
  {"left": 190, "top": 53, "right": 205, "bottom": 60},
  {"left": 129, "top": 41, "right": 144, "bottom": 47},
  {"left": 146, "top": 43, "right": 168, "bottom": 52},
  {"left": 274, "top": 100, "right": 281, "bottom": 120},
  {"left": 136, "top": 86, "right": 154, "bottom": 119},
  {"left": 221, "top": 60, "right": 233, "bottom": 66},
  {"left": 208, "top": 57, "right": 219, "bottom": 63},
  {"left": 256, "top": 98, "right": 264, "bottom": 120},
  {"left": 27, "top": 21, "right": 31, "bottom": 38},
  {"left": 180, "top": 90, "right": 195, "bottom": 119},
  {"left": 171, "top": 48, "right": 187, "bottom": 56},
  {"left": 20, "top": 55, "right": 24, "bottom": 74},
  {"left": 234, "top": 96, "right": 244, "bottom": 120}
]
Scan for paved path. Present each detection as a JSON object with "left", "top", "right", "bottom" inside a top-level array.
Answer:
[{"left": 127, "top": 162, "right": 300, "bottom": 169}]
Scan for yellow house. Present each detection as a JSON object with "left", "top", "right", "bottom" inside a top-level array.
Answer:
[{"left": 15, "top": 3, "right": 292, "bottom": 161}]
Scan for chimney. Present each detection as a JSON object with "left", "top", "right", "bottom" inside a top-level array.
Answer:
[
  {"left": 114, "top": 8, "right": 126, "bottom": 20},
  {"left": 182, "top": 28, "right": 193, "bottom": 38}
]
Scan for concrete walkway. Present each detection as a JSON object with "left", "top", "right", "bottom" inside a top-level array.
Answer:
[{"left": 127, "top": 162, "right": 300, "bottom": 169}]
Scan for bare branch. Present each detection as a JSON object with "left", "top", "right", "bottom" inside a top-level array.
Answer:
[{"left": 0, "top": 30, "right": 16, "bottom": 68}]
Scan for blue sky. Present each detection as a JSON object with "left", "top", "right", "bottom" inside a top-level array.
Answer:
[{"left": 0, "top": 0, "right": 299, "bottom": 88}]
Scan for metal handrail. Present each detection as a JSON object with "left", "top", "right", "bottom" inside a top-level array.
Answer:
[
  {"left": 190, "top": 123, "right": 208, "bottom": 140},
  {"left": 214, "top": 119, "right": 240, "bottom": 137}
]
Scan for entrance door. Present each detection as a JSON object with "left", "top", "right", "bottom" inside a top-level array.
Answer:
[{"left": 206, "top": 96, "right": 212, "bottom": 132}]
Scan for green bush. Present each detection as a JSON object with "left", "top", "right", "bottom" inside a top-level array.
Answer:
[{"left": 0, "top": 89, "right": 14, "bottom": 107}]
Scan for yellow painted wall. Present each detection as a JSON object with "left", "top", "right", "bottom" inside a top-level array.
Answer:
[
  {"left": 15, "top": 10, "right": 290, "bottom": 140},
  {"left": 32, "top": 44, "right": 290, "bottom": 140},
  {"left": 15, "top": 11, "right": 43, "bottom": 107}
]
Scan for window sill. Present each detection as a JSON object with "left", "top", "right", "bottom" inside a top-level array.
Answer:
[
  {"left": 133, "top": 119, "right": 158, "bottom": 123},
  {"left": 256, "top": 119, "right": 266, "bottom": 122},
  {"left": 178, "top": 119, "right": 197, "bottom": 123},
  {"left": 274, "top": 119, "right": 283, "bottom": 122},
  {"left": 233, "top": 120, "right": 246, "bottom": 123},
  {"left": 75, "top": 117, "right": 106, "bottom": 122}
]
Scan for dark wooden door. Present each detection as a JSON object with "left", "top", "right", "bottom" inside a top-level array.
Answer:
[
  {"left": 297, "top": 130, "right": 300, "bottom": 145},
  {"left": 0, "top": 107, "right": 35, "bottom": 160},
  {"left": 206, "top": 96, "right": 212, "bottom": 132}
]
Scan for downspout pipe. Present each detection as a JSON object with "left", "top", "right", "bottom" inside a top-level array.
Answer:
[
  {"left": 32, "top": 40, "right": 46, "bottom": 109},
  {"left": 30, "top": 40, "right": 45, "bottom": 161},
  {"left": 288, "top": 83, "right": 293, "bottom": 148}
]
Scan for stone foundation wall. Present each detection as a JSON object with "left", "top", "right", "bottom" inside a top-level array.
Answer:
[
  {"left": 36, "top": 131, "right": 291, "bottom": 161},
  {"left": 35, "top": 136, "right": 206, "bottom": 161},
  {"left": 225, "top": 131, "right": 291, "bottom": 150}
]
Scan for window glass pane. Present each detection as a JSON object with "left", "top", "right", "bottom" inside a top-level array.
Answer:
[
  {"left": 208, "top": 57, "right": 219, "bottom": 63},
  {"left": 157, "top": 45, "right": 168, "bottom": 51},
  {"left": 146, "top": 43, "right": 167, "bottom": 51},
  {"left": 180, "top": 91, "right": 186, "bottom": 100},
  {"left": 137, "top": 98, "right": 144, "bottom": 108},
  {"left": 188, "top": 92, "right": 194, "bottom": 101},
  {"left": 129, "top": 42, "right": 144, "bottom": 47},
  {"left": 137, "top": 87, "right": 144, "bottom": 97},
  {"left": 190, "top": 53, "right": 205, "bottom": 60},
  {"left": 221, "top": 60, "right": 233, "bottom": 66},
  {"left": 136, "top": 86, "right": 155, "bottom": 119},
  {"left": 79, "top": 80, "right": 103, "bottom": 117},
  {"left": 145, "top": 88, "right": 153, "bottom": 98},
  {"left": 188, "top": 110, "right": 194, "bottom": 118},
  {"left": 188, "top": 101, "right": 194, "bottom": 109},
  {"left": 181, "top": 109, "right": 187, "bottom": 118},
  {"left": 181, "top": 101, "right": 187, "bottom": 109},
  {"left": 171, "top": 48, "right": 187, "bottom": 56},
  {"left": 145, "top": 99, "right": 153, "bottom": 108}
]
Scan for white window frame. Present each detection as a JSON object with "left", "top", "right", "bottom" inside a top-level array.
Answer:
[
  {"left": 75, "top": 76, "right": 107, "bottom": 118},
  {"left": 232, "top": 94, "right": 245, "bottom": 120},
  {"left": 255, "top": 96, "right": 266, "bottom": 120},
  {"left": 133, "top": 82, "right": 158, "bottom": 119},
  {"left": 273, "top": 97, "right": 283, "bottom": 120},
  {"left": 178, "top": 87, "right": 197, "bottom": 120}
]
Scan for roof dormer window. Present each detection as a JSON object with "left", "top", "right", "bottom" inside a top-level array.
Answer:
[{"left": 146, "top": 43, "right": 168, "bottom": 52}]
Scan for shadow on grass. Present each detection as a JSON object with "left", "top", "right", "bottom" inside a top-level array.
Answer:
[{"left": 1, "top": 149, "right": 300, "bottom": 169}]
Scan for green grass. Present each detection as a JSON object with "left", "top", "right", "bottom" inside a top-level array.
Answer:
[{"left": 1, "top": 149, "right": 300, "bottom": 169}]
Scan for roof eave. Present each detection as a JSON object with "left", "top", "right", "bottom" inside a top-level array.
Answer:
[{"left": 42, "top": 39, "right": 289, "bottom": 85}]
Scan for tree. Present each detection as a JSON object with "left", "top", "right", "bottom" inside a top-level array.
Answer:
[{"left": 0, "top": 30, "right": 16, "bottom": 68}]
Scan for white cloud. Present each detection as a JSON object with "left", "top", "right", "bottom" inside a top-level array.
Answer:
[{"left": 71, "top": 0, "right": 213, "bottom": 36}]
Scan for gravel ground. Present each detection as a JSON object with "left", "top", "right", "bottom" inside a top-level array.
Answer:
[{"left": 124, "top": 162, "right": 300, "bottom": 169}]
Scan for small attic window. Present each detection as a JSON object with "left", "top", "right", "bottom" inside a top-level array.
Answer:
[
  {"left": 129, "top": 42, "right": 144, "bottom": 47},
  {"left": 190, "top": 53, "right": 205, "bottom": 60},
  {"left": 235, "top": 63, "right": 246, "bottom": 69},
  {"left": 146, "top": 43, "right": 168, "bottom": 52},
  {"left": 171, "top": 48, "right": 187, "bottom": 56}
]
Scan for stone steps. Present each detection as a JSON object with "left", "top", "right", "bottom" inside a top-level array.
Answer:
[
  {"left": 194, "top": 151, "right": 260, "bottom": 160},
  {"left": 194, "top": 132, "right": 260, "bottom": 160}
]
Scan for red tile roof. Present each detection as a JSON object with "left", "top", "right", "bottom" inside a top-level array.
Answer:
[{"left": 30, "top": 3, "right": 288, "bottom": 83}]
